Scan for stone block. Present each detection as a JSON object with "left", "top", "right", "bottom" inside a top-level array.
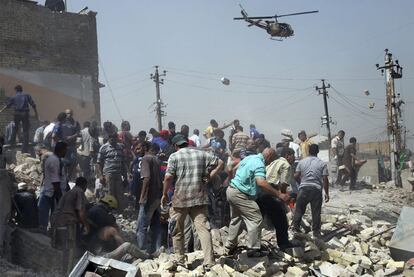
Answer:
[
  {"left": 327, "top": 237, "right": 344, "bottom": 249},
  {"left": 237, "top": 253, "right": 269, "bottom": 272},
  {"left": 286, "top": 266, "right": 307, "bottom": 277},
  {"left": 386, "top": 260, "right": 404, "bottom": 273},
  {"left": 339, "top": 237, "right": 349, "bottom": 246},
  {"left": 211, "top": 264, "right": 230, "bottom": 277},
  {"left": 360, "top": 227, "right": 375, "bottom": 240},
  {"left": 319, "top": 261, "right": 345, "bottom": 277}
]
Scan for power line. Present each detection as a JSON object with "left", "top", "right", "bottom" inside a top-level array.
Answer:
[
  {"left": 99, "top": 58, "right": 123, "bottom": 120},
  {"left": 167, "top": 70, "right": 314, "bottom": 90},
  {"left": 165, "top": 78, "right": 313, "bottom": 95}
]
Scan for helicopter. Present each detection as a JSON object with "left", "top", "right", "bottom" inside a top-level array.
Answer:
[{"left": 234, "top": 5, "right": 318, "bottom": 41}]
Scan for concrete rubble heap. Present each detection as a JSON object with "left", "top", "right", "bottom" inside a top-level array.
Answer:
[
  {"left": 114, "top": 208, "right": 414, "bottom": 277},
  {"left": 8, "top": 151, "right": 43, "bottom": 188}
]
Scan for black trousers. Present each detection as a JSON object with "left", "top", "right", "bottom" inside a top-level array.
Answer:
[
  {"left": 12, "top": 111, "right": 30, "bottom": 152},
  {"left": 256, "top": 193, "right": 289, "bottom": 247},
  {"left": 292, "top": 187, "right": 322, "bottom": 233}
]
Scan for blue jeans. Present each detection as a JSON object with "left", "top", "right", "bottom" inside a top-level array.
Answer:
[
  {"left": 136, "top": 199, "right": 161, "bottom": 254},
  {"left": 38, "top": 193, "right": 55, "bottom": 228}
]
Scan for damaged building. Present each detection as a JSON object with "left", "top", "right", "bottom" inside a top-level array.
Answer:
[{"left": 0, "top": 0, "right": 101, "bottom": 134}]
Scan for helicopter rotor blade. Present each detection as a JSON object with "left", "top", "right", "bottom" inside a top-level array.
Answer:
[
  {"left": 234, "top": 16, "right": 275, "bottom": 20},
  {"left": 276, "top": 10, "right": 319, "bottom": 18},
  {"left": 247, "top": 19, "right": 262, "bottom": 27}
]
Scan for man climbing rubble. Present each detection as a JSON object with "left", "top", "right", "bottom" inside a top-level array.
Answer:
[
  {"left": 292, "top": 144, "right": 329, "bottom": 238},
  {"left": 225, "top": 147, "right": 290, "bottom": 257},
  {"left": 162, "top": 134, "right": 224, "bottom": 270},
  {"left": 257, "top": 147, "right": 298, "bottom": 251}
]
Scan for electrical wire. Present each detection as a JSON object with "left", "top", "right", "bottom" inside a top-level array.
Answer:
[
  {"left": 167, "top": 70, "right": 313, "bottom": 90},
  {"left": 165, "top": 78, "right": 313, "bottom": 95},
  {"left": 99, "top": 58, "right": 123, "bottom": 120}
]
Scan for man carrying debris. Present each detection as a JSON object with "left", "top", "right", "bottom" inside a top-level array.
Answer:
[
  {"left": 162, "top": 134, "right": 224, "bottom": 270},
  {"left": 38, "top": 141, "right": 68, "bottom": 231},
  {"left": 292, "top": 144, "right": 329, "bottom": 238},
  {"left": 0, "top": 85, "right": 39, "bottom": 153},
  {"left": 339, "top": 137, "right": 366, "bottom": 190},
  {"left": 98, "top": 132, "right": 127, "bottom": 211},
  {"left": 225, "top": 148, "right": 290, "bottom": 257},
  {"left": 331, "top": 130, "right": 346, "bottom": 185},
  {"left": 257, "top": 147, "right": 297, "bottom": 251},
  {"left": 51, "top": 177, "right": 89, "bottom": 273}
]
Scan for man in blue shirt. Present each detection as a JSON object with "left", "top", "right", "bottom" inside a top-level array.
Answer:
[
  {"left": 0, "top": 85, "right": 38, "bottom": 153},
  {"left": 225, "top": 147, "right": 290, "bottom": 257}
]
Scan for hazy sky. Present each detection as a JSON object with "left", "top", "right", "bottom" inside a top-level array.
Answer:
[{"left": 67, "top": 0, "right": 414, "bottom": 146}]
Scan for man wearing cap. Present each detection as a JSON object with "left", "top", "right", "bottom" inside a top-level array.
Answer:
[
  {"left": 12, "top": 182, "right": 38, "bottom": 229},
  {"left": 162, "top": 134, "right": 224, "bottom": 269},
  {"left": 152, "top": 130, "right": 169, "bottom": 151},
  {"left": 0, "top": 85, "right": 39, "bottom": 152}
]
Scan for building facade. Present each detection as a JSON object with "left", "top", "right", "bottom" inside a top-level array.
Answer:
[{"left": 0, "top": 0, "right": 100, "bottom": 134}]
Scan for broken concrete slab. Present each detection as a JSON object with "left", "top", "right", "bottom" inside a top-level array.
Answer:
[
  {"left": 285, "top": 266, "right": 307, "bottom": 277},
  {"left": 389, "top": 206, "right": 414, "bottom": 262}
]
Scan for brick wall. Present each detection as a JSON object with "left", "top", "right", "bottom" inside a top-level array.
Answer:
[{"left": 0, "top": 0, "right": 100, "bottom": 125}]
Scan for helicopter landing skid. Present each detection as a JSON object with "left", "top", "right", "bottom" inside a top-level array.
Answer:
[{"left": 270, "top": 37, "right": 283, "bottom": 41}]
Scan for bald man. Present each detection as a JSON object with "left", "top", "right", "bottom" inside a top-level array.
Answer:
[{"left": 225, "top": 148, "right": 290, "bottom": 257}]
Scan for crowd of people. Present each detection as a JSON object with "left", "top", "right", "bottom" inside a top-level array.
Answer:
[{"left": 3, "top": 85, "right": 366, "bottom": 273}]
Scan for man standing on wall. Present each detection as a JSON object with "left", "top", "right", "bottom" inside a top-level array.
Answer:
[{"left": 0, "top": 85, "right": 39, "bottom": 153}]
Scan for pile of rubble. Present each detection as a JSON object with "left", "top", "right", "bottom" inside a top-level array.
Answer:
[
  {"left": 120, "top": 208, "right": 413, "bottom": 277},
  {"left": 8, "top": 151, "right": 42, "bottom": 188}
]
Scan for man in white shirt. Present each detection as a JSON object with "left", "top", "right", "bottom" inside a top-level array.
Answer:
[
  {"left": 78, "top": 121, "right": 94, "bottom": 183},
  {"left": 331, "top": 130, "right": 345, "bottom": 185},
  {"left": 189, "top": 129, "right": 202, "bottom": 147},
  {"left": 38, "top": 141, "right": 68, "bottom": 231}
]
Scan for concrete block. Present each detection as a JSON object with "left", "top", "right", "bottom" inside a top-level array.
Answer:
[
  {"left": 285, "top": 266, "right": 307, "bottom": 277},
  {"left": 389, "top": 207, "right": 414, "bottom": 261}
]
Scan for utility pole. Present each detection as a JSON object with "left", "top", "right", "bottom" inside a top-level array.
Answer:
[
  {"left": 376, "top": 49, "right": 403, "bottom": 187},
  {"left": 316, "top": 79, "right": 332, "bottom": 147},
  {"left": 150, "top": 66, "right": 166, "bottom": 131}
]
